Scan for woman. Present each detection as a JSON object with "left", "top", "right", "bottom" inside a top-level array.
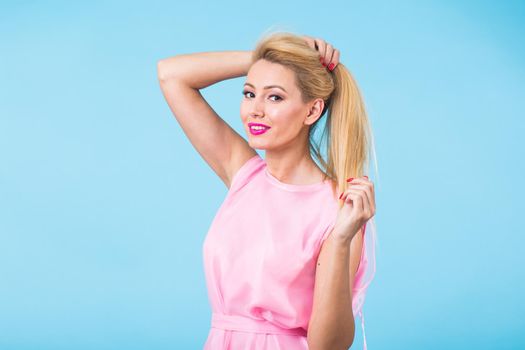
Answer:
[{"left": 157, "top": 31, "right": 377, "bottom": 350}]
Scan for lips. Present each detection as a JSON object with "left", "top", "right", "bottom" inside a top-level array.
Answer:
[
  {"left": 248, "top": 122, "right": 271, "bottom": 135},
  {"left": 248, "top": 122, "right": 271, "bottom": 128}
]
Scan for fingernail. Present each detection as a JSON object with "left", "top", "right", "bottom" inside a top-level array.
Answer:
[
  {"left": 328, "top": 63, "right": 335, "bottom": 71},
  {"left": 346, "top": 177, "right": 354, "bottom": 182},
  {"left": 364, "top": 175, "right": 369, "bottom": 179},
  {"left": 339, "top": 191, "right": 344, "bottom": 199}
]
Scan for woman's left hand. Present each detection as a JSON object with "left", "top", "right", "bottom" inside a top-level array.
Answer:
[
  {"left": 332, "top": 176, "right": 376, "bottom": 242},
  {"left": 301, "top": 35, "right": 340, "bottom": 71}
]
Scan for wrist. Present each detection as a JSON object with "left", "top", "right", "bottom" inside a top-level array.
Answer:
[{"left": 331, "top": 227, "right": 353, "bottom": 246}]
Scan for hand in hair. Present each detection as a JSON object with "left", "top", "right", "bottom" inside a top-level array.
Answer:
[{"left": 301, "top": 35, "right": 340, "bottom": 71}]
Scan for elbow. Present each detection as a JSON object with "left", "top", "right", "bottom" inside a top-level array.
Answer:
[
  {"left": 307, "top": 341, "right": 354, "bottom": 350},
  {"left": 157, "top": 60, "right": 168, "bottom": 82},
  {"left": 157, "top": 59, "right": 175, "bottom": 82},
  {"left": 157, "top": 57, "right": 186, "bottom": 83},
  {"left": 307, "top": 338, "right": 354, "bottom": 350},
  {"left": 307, "top": 327, "right": 355, "bottom": 350}
]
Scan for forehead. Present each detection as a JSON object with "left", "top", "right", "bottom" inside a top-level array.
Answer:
[{"left": 246, "top": 59, "right": 296, "bottom": 91}]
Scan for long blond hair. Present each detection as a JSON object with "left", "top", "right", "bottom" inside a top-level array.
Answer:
[{"left": 250, "top": 30, "right": 379, "bottom": 208}]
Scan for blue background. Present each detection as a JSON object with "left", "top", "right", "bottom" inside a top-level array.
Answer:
[{"left": 1, "top": 1, "right": 524, "bottom": 349}]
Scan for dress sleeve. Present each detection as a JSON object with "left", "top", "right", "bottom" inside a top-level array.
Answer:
[
  {"left": 317, "top": 219, "right": 337, "bottom": 248},
  {"left": 228, "top": 153, "right": 264, "bottom": 194},
  {"left": 318, "top": 219, "right": 367, "bottom": 251}
]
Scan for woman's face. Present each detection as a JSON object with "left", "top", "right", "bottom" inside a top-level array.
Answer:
[{"left": 241, "top": 59, "right": 316, "bottom": 151}]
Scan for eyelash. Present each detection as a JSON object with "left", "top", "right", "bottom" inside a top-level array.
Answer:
[{"left": 242, "top": 90, "right": 283, "bottom": 101}]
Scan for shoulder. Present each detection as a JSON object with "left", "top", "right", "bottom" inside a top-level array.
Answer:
[{"left": 227, "top": 151, "right": 265, "bottom": 192}]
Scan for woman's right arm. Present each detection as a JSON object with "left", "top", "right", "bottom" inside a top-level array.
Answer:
[
  {"left": 157, "top": 50, "right": 252, "bottom": 88},
  {"left": 157, "top": 51, "right": 258, "bottom": 189}
]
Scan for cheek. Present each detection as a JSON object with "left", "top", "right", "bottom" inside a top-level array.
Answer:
[
  {"left": 239, "top": 104, "right": 247, "bottom": 120},
  {"left": 268, "top": 106, "right": 302, "bottom": 130}
]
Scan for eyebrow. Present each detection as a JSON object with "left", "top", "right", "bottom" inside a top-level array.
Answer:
[{"left": 243, "top": 82, "right": 287, "bottom": 93}]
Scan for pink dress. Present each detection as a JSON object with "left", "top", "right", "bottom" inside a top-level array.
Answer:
[{"left": 202, "top": 154, "right": 377, "bottom": 349}]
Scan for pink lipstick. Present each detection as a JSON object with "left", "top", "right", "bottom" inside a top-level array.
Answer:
[{"left": 248, "top": 122, "right": 271, "bottom": 135}]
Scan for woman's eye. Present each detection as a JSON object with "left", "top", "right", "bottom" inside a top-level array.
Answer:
[
  {"left": 242, "top": 90, "right": 254, "bottom": 98},
  {"left": 242, "top": 90, "right": 282, "bottom": 101}
]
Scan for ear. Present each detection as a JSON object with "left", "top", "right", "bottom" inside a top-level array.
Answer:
[{"left": 304, "top": 98, "right": 325, "bottom": 126}]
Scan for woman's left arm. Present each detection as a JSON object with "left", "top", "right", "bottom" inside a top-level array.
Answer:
[
  {"left": 307, "top": 227, "right": 363, "bottom": 350},
  {"left": 308, "top": 176, "right": 375, "bottom": 349}
]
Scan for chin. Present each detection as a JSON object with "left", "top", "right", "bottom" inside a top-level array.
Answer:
[{"left": 247, "top": 140, "right": 267, "bottom": 150}]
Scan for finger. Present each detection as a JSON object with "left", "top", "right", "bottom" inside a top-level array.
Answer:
[
  {"left": 314, "top": 38, "right": 327, "bottom": 63},
  {"left": 302, "top": 35, "right": 316, "bottom": 50},
  {"left": 348, "top": 177, "right": 375, "bottom": 210},
  {"left": 331, "top": 49, "right": 340, "bottom": 69},
  {"left": 346, "top": 183, "right": 374, "bottom": 214},
  {"left": 325, "top": 44, "right": 335, "bottom": 67},
  {"left": 344, "top": 186, "right": 369, "bottom": 215},
  {"left": 342, "top": 189, "right": 361, "bottom": 206},
  {"left": 360, "top": 186, "right": 371, "bottom": 218},
  {"left": 343, "top": 190, "right": 365, "bottom": 212},
  {"left": 347, "top": 176, "right": 370, "bottom": 183}
]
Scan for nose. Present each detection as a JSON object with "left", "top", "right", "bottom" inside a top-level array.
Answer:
[
  {"left": 248, "top": 98, "right": 265, "bottom": 118},
  {"left": 250, "top": 110, "right": 264, "bottom": 119}
]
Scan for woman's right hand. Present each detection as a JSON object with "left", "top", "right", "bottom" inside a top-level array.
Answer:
[{"left": 301, "top": 35, "right": 340, "bottom": 71}]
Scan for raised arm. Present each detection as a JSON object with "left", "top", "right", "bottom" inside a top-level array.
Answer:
[{"left": 157, "top": 50, "right": 258, "bottom": 188}]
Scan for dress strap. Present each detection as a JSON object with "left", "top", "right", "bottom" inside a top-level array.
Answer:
[{"left": 360, "top": 309, "right": 368, "bottom": 350}]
